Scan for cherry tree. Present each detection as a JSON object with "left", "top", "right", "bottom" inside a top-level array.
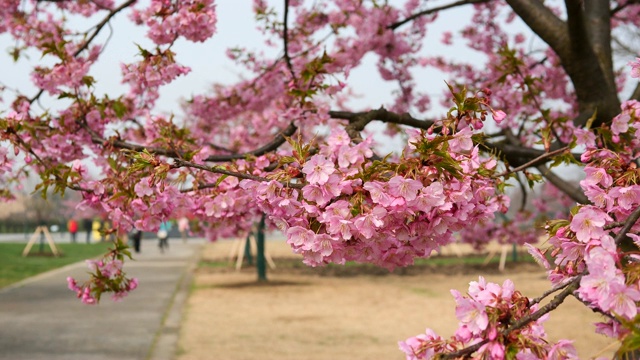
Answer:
[{"left": 1, "top": 0, "right": 640, "bottom": 358}]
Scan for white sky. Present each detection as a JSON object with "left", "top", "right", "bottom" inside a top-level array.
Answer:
[{"left": 0, "top": 1, "right": 489, "bottom": 118}]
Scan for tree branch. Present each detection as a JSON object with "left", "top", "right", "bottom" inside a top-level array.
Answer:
[
  {"left": 204, "top": 122, "right": 297, "bottom": 162},
  {"left": 387, "top": 0, "right": 489, "bottom": 30},
  {"left": 173, "top": 159, "right": 304, "bottom": 190},
  {"left": 611, "top": 0, "right": 640, "bottom": 16},
  {"left": 282, "top": 0, "right": 296, "bottom": 80},
  {"left": 442, "top": 277, "right": 581, "bottom": 359},
  {"left": 329, "top": 109, "right": 434, "bottom": 130},
  {"left": 584, "top": 0, "right": 615, "bottom": 91},
  {"left": 562, "top": 0, "right": 620, "bottom": 127},
  {"left": 614, "top": 205, "right": 640, "bottom": 245},
  {"left": 494, "top": 146, "right": 571, "bottom": 178},
  {"left": 504, "top": 0, "right": 570, "bottom": 60},
  {"left": 536, "top": 164, "right": 589, "bottom": 204},
  {"left": 630, "top": 82, "right": 640, "bottom": 102}
]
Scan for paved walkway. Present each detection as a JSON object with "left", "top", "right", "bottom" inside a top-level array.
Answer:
[{"left": 0, "top": 238, "right": 204, "bottom": 360}]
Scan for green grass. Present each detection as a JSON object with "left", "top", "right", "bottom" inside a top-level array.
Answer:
[
  {"left": 199, "top": 252, "right": 536, "bottom": 271},
  {"left": 0, "top": 242, "right": 112, "bottom": 289}
]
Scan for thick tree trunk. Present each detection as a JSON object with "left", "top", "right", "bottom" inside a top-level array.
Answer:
[{"left": 256, "top": 214, "right": 267, "bottom": 282}]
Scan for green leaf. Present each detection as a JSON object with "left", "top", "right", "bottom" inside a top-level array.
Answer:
[
  {"left": 112, "top": 100, "right": 127, "bottom": 118},
  {"left": 585, "top": 110, "right": 597, "bottom": 130},
  {"left": 81, "top": 76, "right": 95, "bottom": 87},
  {"left": 215, "top": 175, "right": 229, "bottom": 187}
]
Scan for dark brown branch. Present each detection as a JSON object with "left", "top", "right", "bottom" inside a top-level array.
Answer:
[
  {"left": 562, "top": 0, "right": 620, "bottom": 127},
  {"left": 282, "top": 0, "right": 296, "bottom": 80},
  {"left": 330, "top": 108, "right": 434, "bottom": 143},
  {"left": 611, "top": 0, "right": 640, "bottom": 16},
  {"left": 630, "top": 83, "right": 640, "bottom": 102},
  {"left": 505, "top": 0, "right": 569, "bottom": 60},
  {"left": 536, "top": 164, "right": 589, "bottom": 204},
  {"left": 530, "top": 278, "right": 576, "bottom": 306},
  {"left": 496, "top": 130, "right": 586, "bottom": 204},
  {"left": 89, "top": 132, "right": 181, "bottom": 158},
  {"left": 87, "top": 121, "right": 298, "bottom": 163},
  {"left": 204, "top": 122, "right": 297, "bottom": 162},
  {"left": 505, "top": 277, "right": 580, "bottom": 332},
  {"left": 388, "top": 0, "right": 489, "bottom": 30},
  {"left": 614, "top": 206, "right": 640, "bottom": 245},
  {"left": 329, "top": 109, "right": 434, "bottom": 130},
  {"left": 584, "top": 0, "right": 615, "bottom": 91},
  {"left": 494, "top": 146, "right": 570, "bottom": 178}
]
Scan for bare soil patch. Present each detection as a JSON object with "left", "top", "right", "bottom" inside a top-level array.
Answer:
[{"left": 177, "top": 241, "right": 617, "bottom": 360}]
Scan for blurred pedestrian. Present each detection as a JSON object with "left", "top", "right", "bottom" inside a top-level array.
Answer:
[
  {"left": 130, "top": 229, "right": 142, "bottom": 253},
  {"left": 157, "top": 221, "right": 172, "bottom": 253},
  {"left": 178, "top": 217, "right": 189, "bottom": 243},
  {"left": 67, "top": 219, "right": 78, "bottom": 243},
  {"left": 83, "top": 218, "right": 92, "bottom": 244}
]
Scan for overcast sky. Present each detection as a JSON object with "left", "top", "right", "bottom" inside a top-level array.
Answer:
[{"left": 0, "top": 1, "right": 490, "bottom": 118}]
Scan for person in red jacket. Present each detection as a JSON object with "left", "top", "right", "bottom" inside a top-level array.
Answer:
[{"left": 67, "top": 219, "right": 78, "bottom": 243}]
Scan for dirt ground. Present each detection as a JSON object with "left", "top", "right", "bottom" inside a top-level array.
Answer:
[{"left": 176, "top": 240, "right": 618, "bottom": 360}]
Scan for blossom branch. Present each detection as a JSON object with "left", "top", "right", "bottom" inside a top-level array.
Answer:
[
  {"left": 172, "top": 159, "right": 304, "bottom": 190},
  {"left": 441, "top": 277, "right": 580, "bottom": 359},
  {"left": 28, "top": 0, "right": 137, "bottom": 104}
]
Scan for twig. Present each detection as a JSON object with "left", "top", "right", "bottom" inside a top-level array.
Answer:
[
  {"left": 204, "top": 122, "right": 297, "bottom": 162},
  {"left": 387, "top": 0, "right": 489, "bottom": 30},
  {"left": 614, "top": 206, "right": 640, "bottom": 245},
  {"left": 494, "top": 146, "right": 570, "bottom": 178},
  {"left": 529, "top": 278, "right": 577, "bottom": 306},
  {"left": 442, "top": 277, "right": 580, "bottom": 359}
]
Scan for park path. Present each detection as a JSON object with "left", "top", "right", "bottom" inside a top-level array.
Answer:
[{"left": 0, "top": 238, "right": 203, "bottom": 360}]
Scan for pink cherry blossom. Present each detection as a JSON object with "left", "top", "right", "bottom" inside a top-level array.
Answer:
[
  {"left": 569, "top": 206, "right": 611, "bottom": 242},
  {"left": 301, "top": 155, "right": 335, "bottom": 185}
]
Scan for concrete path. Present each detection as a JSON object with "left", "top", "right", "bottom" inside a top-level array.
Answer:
[{"left": 0, "top": 238, "right": 204, "bottom": 360}]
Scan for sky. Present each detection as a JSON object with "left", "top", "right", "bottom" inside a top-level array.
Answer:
[{"left": 0, "top": 1, "right": 487, "bottom": 118}]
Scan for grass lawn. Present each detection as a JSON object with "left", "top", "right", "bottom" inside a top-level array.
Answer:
[{"left": 0, "top": 242, "right": 112, "bottom": 289}]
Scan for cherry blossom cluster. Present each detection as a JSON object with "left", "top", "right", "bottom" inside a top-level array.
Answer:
[
  {"left": 129, "top": 0, "right": 217, "bottom": 45},
  {"left": 31, "top": 45, "right": 101, "bottom": 96},
  {"left": 399, "top": 277, "right": 578, "bottom": 359},
  {"left": 66, "top": 249, "right": 138, "bottom": 304},
  {"left": 44, "top": 0, "right": 116, "bottom": 17},
  {"left": 234, "top": 111, "right": 509, "bottom": 269},
  {"left": 525, "top": 99, "right": 640, "bottom": 341},
  {"left": 121, "top": 48, "right": 190, "bottom": 104}
]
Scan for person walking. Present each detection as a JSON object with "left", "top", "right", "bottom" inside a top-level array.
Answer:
[
  {"left": 157, "top": 221, "right": 172, "bottom": 253},
  {"left": 67, "top": 219, "right": 78, "bottom": 243},
  {"left": 130, "top": 229, "right": 142, "bottom": 253},
  {"left": 178, "top": 217, "right": 189, "bottom": 243},
  {"left": 82, "top": 218, "right": 92, "bottom": 244}
]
